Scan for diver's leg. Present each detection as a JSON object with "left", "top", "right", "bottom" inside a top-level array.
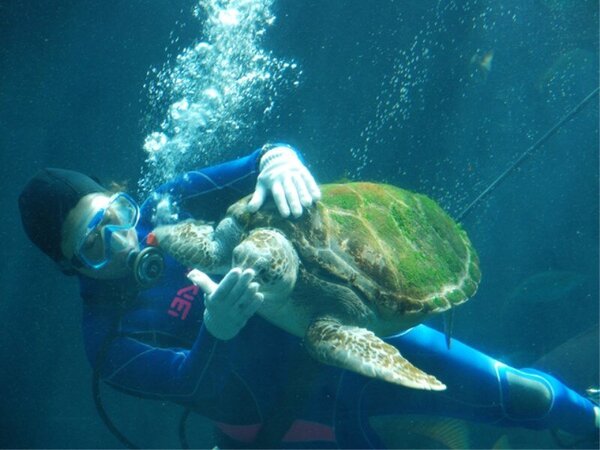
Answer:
[{"left": 333, "top": 325, "right": 598, "bottom": 448}]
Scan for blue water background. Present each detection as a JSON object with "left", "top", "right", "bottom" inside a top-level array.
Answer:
[{"left": 1, "top": 0, "right": 598, "bottom": 448}]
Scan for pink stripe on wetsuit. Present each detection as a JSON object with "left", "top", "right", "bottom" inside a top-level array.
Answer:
[{"left": 214, "top": 419, "right": 336, "bottom": 443}]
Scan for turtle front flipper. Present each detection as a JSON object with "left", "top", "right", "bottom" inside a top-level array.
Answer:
[
  {"left": 305, "top": 317, "right": 446, "bottom": 391},
  {"left": 151, "top": 219, "right": 236, "bottom": 274}
]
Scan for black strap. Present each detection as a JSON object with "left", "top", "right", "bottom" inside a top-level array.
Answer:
[
  {"left": 92, "top": 326, "right": 141, "bottom": 449},
  {"left": 458, "top": 86, "right": 599, "bottom": 221}
]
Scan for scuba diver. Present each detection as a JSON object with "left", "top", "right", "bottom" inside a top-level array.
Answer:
[{"left": 18, "top": 143, "right": 599, "bottom": 448}]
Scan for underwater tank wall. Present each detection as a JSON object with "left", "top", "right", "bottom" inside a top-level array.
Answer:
[{"left": 1, "top": 0, "right": 598, "bottom": 448}]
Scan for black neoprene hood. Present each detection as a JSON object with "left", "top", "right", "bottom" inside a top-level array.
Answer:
[{"left": 18, "top": 168, "right": 108, "bottom": 264}]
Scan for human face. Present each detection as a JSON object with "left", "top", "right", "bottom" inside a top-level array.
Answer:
[{"left": 61, "top": 193, "right": 140, "bottom": 279}]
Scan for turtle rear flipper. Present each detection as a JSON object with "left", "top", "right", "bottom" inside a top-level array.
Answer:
[{"left": 305, "top": 317, "right": 446, "bottom": 391}]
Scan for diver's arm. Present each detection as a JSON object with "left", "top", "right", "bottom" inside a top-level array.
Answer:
[
  {"left": 156, "top": 149, "right": 264, "bottom": 201},
  {"left": 155, "top": 144, "right": 313, "bottom": 206},
  {"left": 83, "top": 310, "right": 230, "bottom": 403},
  {"left": 139, "top": 148, "right": 264, "bottom": 226},
  {"left": 138, "top": 143, "right": 319, "bottom": 226}
]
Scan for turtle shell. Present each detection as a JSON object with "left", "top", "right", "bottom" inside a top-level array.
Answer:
[{"left": 227, "top": 182, "right": 480, "bottom": 319}]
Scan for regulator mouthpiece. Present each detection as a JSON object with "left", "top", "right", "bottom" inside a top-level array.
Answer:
[{"left": 128, "top": 246, "right": 165, "bottom": 288}]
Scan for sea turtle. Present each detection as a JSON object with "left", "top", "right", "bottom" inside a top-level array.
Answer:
[{"left": 150, "top": 182, "right": 481, "bottom": 390}]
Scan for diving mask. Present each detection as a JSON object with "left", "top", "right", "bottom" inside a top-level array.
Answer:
[{"left": 72, "top": 193, "right": 140, "bottom": 269}]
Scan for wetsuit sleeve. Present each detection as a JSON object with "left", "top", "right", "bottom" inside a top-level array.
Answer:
[
  {"left": 83, "top": 308, "right": 230, "bottom": 405},
  {"left": 139, "top": 148, "right": 264, "bottom": 226}
]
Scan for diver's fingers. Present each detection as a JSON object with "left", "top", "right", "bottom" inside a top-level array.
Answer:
[
  {"left": 283, "top": 176, "right": 302, "bottom": 218},
  {"left": 293, "top": 172, "right": 313, "bottom": 208},
  {"left": 204, "top": 268, "right": 242, "bottom": 308},
  {"left": 247, "top": 184, "right": 267, "bottom": 213},
  {"left": 187, "top": 269, "right": 218, "bottom": 296},
  {"left": 235, "top": 282, "right": 264, "bottom": 319},
  {"left": 271, "top": 181, "right": 291, "bottom": 218},
  {"left": 222, "top": 268, "right": 256, "bottom": 308},
  {"left": 300, "top": 167, "right": 321, "bottom": 201}
]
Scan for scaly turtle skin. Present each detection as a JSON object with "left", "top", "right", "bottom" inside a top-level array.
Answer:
[{"left": 151, "top": 182, "right": 481, "bottom": 390}]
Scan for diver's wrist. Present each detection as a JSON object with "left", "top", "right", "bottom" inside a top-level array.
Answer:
[
  {"left": 203, "top": 309, "right": 240, "bottom": 341},
  {"left": 259, "top": 143, "right": 297, "bottom": 172}
]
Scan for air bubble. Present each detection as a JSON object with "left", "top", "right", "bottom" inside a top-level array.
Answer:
[
  {"left": 218, "top": 8, "right": 240, "bottom": 26},
  {"left": 143, "top": 132, "right": 168, "bottom": 154},
  {"left": 139, "top": 0, "right": 301, "bottom": 193}
]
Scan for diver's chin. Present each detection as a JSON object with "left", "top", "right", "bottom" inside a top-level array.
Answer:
[
  {"left": 94, "top": 247, "right": 140, "bottom": 280},
  {"left": 112, "top": 246, "right": 140, "bottom": 276},
  {"left": 92, "top": 263, "right": 130, "bottom": 280}
]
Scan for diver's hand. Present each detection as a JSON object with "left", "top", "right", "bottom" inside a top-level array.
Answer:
[
  {"left": 188, "top": 268, "right": 263, "bottom": 340},
  {"left": 247, "top": 145, "right": 321, "bottom": 218}
]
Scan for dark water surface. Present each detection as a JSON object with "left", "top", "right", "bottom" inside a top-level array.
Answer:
[{"left": 1, "top": 0, "right": 598, "bottom": 448}]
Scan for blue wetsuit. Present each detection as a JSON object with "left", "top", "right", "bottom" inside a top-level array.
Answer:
[{"left": 79, "top": 148, "right": 597, "bottom": 448}]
